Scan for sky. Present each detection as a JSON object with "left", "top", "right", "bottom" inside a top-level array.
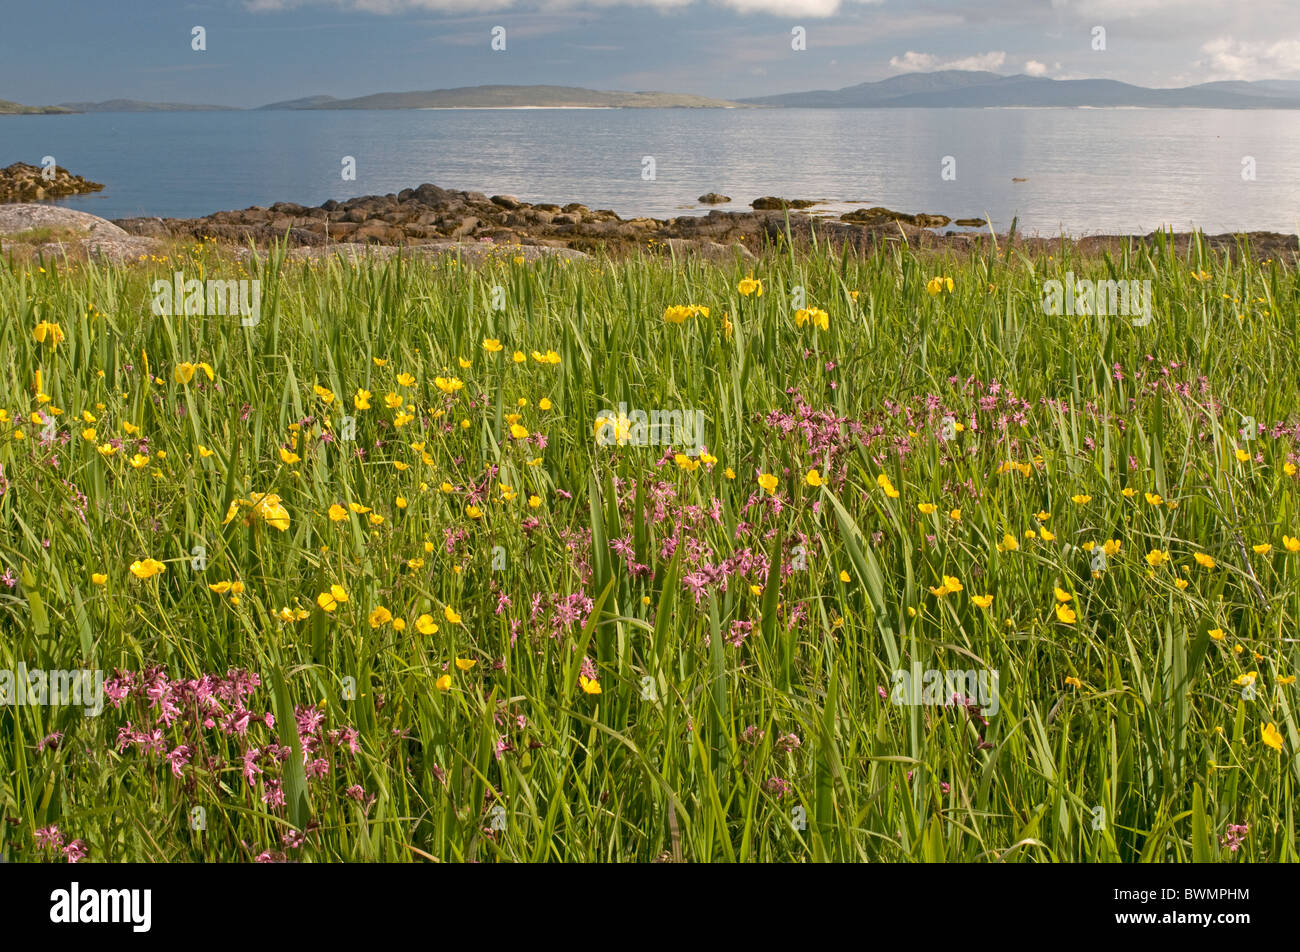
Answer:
[{"left": 3, "top": 0, "right": 1300, "bottom": 107}]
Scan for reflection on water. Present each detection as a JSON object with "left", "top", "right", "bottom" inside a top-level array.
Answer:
[{"left": 3, "top": 107, "right": 1297, "bottom": 235}]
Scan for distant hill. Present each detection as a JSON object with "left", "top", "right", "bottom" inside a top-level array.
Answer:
[
  {"left": 0, "top": 98, "right": 72, "bottom": 115},
  {"left": 258, "top": 95, "right": 341, "bottom": 110},
  {"left": 741, "top": 71, "right": 1300, "bottom": 108},
  {"left": 257, "top": 85, "right": 746, "bottom": 109},
  {"left": 58, "top": 100, "right": 235, "bottom": 113}
]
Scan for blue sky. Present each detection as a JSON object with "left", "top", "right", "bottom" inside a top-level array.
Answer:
[{"left": 3, "top": 0, "right": 1299, "bottom": 107}]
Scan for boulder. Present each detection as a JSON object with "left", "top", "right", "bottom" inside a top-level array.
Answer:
[
  {"left": 0, "top": 204, "right": 126, "bottom": 237},
  {"left": 751, "top": 196, "right": 818, "bottom": 210},
  {"left": 698, "top": 193, "right": 731, "bottom": 204}
]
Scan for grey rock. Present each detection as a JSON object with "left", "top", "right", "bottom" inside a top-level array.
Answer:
[{"left": 0, "top": 204, "right": 127, "bottom": 237}]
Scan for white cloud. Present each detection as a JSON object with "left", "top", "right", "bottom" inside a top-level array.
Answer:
[
  {"left": 888, "top": 50, "right": 1007, "bottom": 72},
  {"left": 1024, "top": 59, "right": 1047, "bottom": 76},
  {"left": 247, "top": 0, "right": 883, "bottom": 15},
  {"left": 1198, "top": 36, "right": 1300, "bottom": 79}
]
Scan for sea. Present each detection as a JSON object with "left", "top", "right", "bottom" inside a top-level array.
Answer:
[{"left": 2, "top": 106, "right": 1298, "bottom": 235}]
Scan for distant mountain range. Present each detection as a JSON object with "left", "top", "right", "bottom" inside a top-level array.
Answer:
[
  {"left": 257, "top": 85, "right": 743, "bottom": 109},
  {"left": 740, "top": 71, "right": 1300, "bottom": 108},
  {"left": 7, "top": 74, "right": 1300, "bottom": 114}
]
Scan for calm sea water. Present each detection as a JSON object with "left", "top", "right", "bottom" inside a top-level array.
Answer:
[{"left": 2, "top": 108, "right": 1298, "bottom": 235}]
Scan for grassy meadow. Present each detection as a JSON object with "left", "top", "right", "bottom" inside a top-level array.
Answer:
[{"left": 2, "top": 233, "right": 1299, "bottom": 863}]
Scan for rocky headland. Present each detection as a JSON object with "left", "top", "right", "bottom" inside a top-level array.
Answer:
[{"left": 0, "top": 162, "right": 104, "bottom": 202}]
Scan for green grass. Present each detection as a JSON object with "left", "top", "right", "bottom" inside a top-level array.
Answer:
[{"left": 1, "top": 232, "right": 1298, "bottom": 862}]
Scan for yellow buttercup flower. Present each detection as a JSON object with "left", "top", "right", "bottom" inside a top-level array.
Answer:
[
  {"left": 416, "top": 614, "right": 439, "bottom": 635},
  {"left": 444, "top": 606, "right": 462, "bottom": 624},
  {"left": 317, "top": 584, "right": 349, "bottom": 612},
  {"left": 129, "top": 558, "right": 166, "bottom": 579},
  {"left": 455, "top": 658, "right": 476, "bottom": 671},
  {"left": 353, "top": 389, "right": 372, "bottom": 410},
  {"left": 737, "top": 276, "right": 763, "bottom": 297},
  {"left": 805, "top": 469, "right": 823, "bottom": 487},
  {"left": 757, "top": 472, "right": 778, "bottom": 494},
  {"left": 1193, "top": 552, "right": 1216, "bottom": 568},
  {"left": 917, "top": 503, "right": 937, "bottom": 515},
  {"left": 435, "top": 674, "right": 452, "bottom": 691},
  {"left": 876, "top": 473, "right": 900, "bottom": 498},
  {"left": 434, "top": 376, "right": 464, "bottom": 395},
  {"left": 1055, "top": 603, "right": 1077, "bottom": 624},
  {"left": 1261, "top": 722, "right": 1284, "bottom": 752},
  {"left": 368, "top": 606, "right": 393, "bottom": 628},
  {"left": 579, "top": 675, "right": 602, "bottom": 695},
  {"left": 972, "top": 594, "right": 993, "bottom": 609},
  {"left": 928, "top": 575, "right": 963, "bottom": 597},
  {"left": 91, "top": 572, "right": 107, "bottom": 586}
]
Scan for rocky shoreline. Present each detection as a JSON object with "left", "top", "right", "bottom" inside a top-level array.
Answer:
[
  {"left": 1, "top": 176, "right": 1296, "bottom": 264},
  {"left": 108, "top": 183, "right": 1299, "bottom": 262}
]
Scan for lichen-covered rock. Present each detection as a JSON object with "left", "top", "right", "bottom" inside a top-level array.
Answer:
[{"left": 0, "top": 204, "right": 126, "bottom": 237}]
